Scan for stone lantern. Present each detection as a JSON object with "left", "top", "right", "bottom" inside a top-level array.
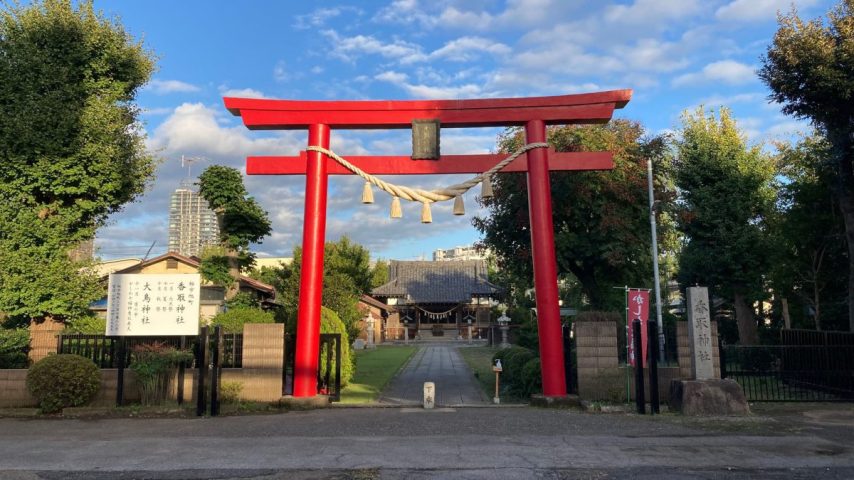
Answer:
[{"left": 497, "top": 309, "right": 511, "bottom": 348}]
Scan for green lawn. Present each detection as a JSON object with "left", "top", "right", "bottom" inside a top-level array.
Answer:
[
  {"left": 340, "top": 346, "right": 417, "bottom": 404},
  {"left": 457, "top": 346, "right": 515, "bottom": 403}
]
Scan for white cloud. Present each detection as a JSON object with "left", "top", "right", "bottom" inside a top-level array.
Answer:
[
  {"left": 374, "top": 71, "right": 482, "bottom": 99},
  {"left": 428, "top": 36, "right": 511, "bottom": 62},
  {"left": 715, "top": 0, "right": 818, "bottom": 22},
  {"left": 218, "top": 87, "right": 268, "bottom": 99},
  {"left": 605, "top": 0, "right": 703, "bottom": 25},
  {"left": 294, "top": 6, "right": 362, "bottom": 29},
  {"left": 145, "top": 79, "right": 201, "bottom": 94},
  {"left": 673, "top": 60, "right": 756, "bottom": 87},
  {"left": 323, "top": 30, "right": 426, "bottom": 64}
]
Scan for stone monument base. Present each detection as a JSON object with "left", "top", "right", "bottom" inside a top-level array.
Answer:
[
  {"left": 277, "top": 395, "right": 330, "bottom": 410},
  {"left": 670, "top": 379, "right": 749, "bottom": 416}
]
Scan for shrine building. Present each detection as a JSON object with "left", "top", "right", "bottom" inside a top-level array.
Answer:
[{"left": 372, "top": 260, "right": 501, "bottom": 340}]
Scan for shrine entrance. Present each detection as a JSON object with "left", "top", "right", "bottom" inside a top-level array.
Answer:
[{"left": 225, "top": 90, "right": 631, "bottom": 398}]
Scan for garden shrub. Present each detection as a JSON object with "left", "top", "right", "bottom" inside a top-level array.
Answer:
[
  {"left": 26, "top": 354, "right": 101, "bottom": 413},
  {"left": 209, "top": 307, "right": 275, "bottom": 334},
  {"left": 220, "top": 381, "right": 243, "bottom": 404},
  {"left": 130, "top": 342, "right": 194, "bottom": 405},
  {"left": 504, "top": 347, "right": 536, "bottom": 391},
  {"left": 0, "top": 328, "right": 30, "bottom": 368},
  {"left": 320, "top": 306, "right": 353, "bottom": 387},
  {"left": 63, "top": 314, "right": 106, "bottom": 334},
  {"left": 520, "top": 358, "right": 542, "bottom": 397}
]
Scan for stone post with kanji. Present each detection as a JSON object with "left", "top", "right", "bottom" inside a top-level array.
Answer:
[{"left": 686, "top": 286, "right": 715, "bottom": 380}]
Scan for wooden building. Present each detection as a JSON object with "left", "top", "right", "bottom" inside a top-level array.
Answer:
[{"left": 372, "top": 260, "right": 501, "bottom": 340}]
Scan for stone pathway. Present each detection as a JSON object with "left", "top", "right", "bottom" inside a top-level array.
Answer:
[{"left": 379, "top": 345, "right": 488, "bottom": 406}]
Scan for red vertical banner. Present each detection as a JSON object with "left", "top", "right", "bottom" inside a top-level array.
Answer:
[{"left": 627, "top": 288, "right": 650, "bottom": 367}]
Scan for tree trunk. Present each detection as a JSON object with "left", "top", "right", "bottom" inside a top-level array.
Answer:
[
  {"left": 733, "top": 292, "right": 758, "bottom": 344},
  {"left": 813, "top": 281, "right": 822, "bottom": 331},
  {"left": 225, "top": 249, "right": 240, "bottom": 301},
  {"left": 781, "top": 297, "right": 791, "bottom": 330}
]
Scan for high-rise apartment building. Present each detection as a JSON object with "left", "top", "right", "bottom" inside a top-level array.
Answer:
[{"left": 167, "top": 183, "right": 220, "bottom": 257}]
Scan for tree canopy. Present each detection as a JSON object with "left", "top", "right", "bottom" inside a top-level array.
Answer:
[
  {"left": 760, "top": 0, "right": 854, "bottom": 331},
  {"left": 197, "top": 165, "right": 272, "bottom": 299},
  {"left": 0, "top": 0, "right": 156, "bottom": 322},
  {"left": 474, "top": 120, "right": 675, "bottom": 311},
  {"left": 673, "top": 107, "right": 777, "bottom": 344}
]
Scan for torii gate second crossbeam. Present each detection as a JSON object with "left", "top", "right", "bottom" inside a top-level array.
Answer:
[{"left": 225, "top": 90, "right": 632, "bottom": 399}]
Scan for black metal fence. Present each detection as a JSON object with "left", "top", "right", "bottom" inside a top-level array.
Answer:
[
  {"left": 57, "top": 333, "right": 243, "bottom": 369},
  {"left": 617, "top": 322, "right": 679, "bottom": 366},
  {"left": 282, "top": 333, "right": 342, "bottom": 402},
  {"left": 721, "top": 344, "right": 854, "bottom": 401}
]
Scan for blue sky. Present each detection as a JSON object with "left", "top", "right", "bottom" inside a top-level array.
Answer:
[{"left": 92, "top": 0, "right": 834, "bottom": 261}]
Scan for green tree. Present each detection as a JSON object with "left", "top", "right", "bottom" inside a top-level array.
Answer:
[
  {"left": 275, "top": 237, "right": 375, "bottom": 340},
  {"left": 759, "top": 1, "right": 854, "bottom": 331},
  {"left": 674, "top": 107, "right": 777, "bottom": 344},
  {"left": 197, "top": 165, "right": 272, "bottom": 300},
  {"left": 370, "top": 259, "right": 389, "bottom": 289},
  {"left": 474, "top": 120, "right": 676, "bottom": 311},
  {"left": 770, "top": 134, "right": 848, "bottom": 331},
  {"left": 0, "top": 0, "right": 156, "bottom": 322}
]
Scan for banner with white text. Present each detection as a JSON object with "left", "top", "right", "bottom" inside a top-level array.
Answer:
[{"left": 626, "top": 288, "right": 650, "bottom": 367}]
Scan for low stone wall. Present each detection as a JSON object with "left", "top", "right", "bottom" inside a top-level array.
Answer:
[{"left": 576, "top": 321, "right": 623, "bottom": 402}]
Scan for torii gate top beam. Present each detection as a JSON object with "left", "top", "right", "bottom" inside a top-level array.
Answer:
[{"left": 224, "top": 90, "right": 632, "bottom": 130}]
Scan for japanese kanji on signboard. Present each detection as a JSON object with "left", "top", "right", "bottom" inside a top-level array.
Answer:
[{"left": 106, "top": 274, "right": 201, "bottom": 336}]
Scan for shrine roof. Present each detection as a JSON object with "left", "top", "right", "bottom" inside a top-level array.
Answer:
[{"left": 372, "top": 260, "right": 502, "bottom": 304}]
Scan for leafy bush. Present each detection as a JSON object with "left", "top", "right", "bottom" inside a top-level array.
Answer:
[
  {"left": 209, "top": 307, "right": 275, "bottom": 334},
  {"left": 320, "top": 306, "right": 353, "bottom": 387},
  {"left": 520, "top": 358, "right": 542, "bottom": 397},
  {"left": 0, "top": 328, "right": 30, "bottom": 368},
  {"left": 63, "top": 315, "right": 106, "bottom": 334},
  {"left": 26, "top": 354, "right": 101, "bottom": 413},
  {"left": 220, "top": 381, "right": 243, "bottom": 404},
  {"left": 130, "top": 342, "right": 194, "bottom": 405},
  {"left": 225, "top": 292, "right": 259, "bottom": 310},
  {"left": 492, "top": 346, "right": 538, "bottom": 396}
]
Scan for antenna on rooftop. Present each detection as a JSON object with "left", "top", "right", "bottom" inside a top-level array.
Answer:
[{"left": 180, "top": 155, "right": 206, "bottom": 183}]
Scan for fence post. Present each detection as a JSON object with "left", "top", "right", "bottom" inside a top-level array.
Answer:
[
  {"left": 115, "top": 337, "right": 125, "bottom": 407},
  {"left": 718, "top": 337, "right": 727, "bottom": 379},
  {"left": 177, "top": 336, "right": 186, "bottom": 405},
  {"left": 647, "top": 320, "right": 660, "bottom": 415},
  {"left": 210, "top": 325, "right": 222, "bottom": 417},
  {"left": 196, "top": 326, "right": 208, "bottom": 416},
  {"left": 632, "top": 319, "right": 645, "bottom": 414}
]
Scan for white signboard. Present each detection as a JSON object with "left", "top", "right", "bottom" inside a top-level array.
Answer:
[
  {"left": 686, "top": 286, "right": 715, "bottom": 380},
  {"left": 106, "top": 274, "right": 201, "bottom": 336}
]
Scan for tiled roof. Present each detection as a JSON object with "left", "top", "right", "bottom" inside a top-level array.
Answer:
[{"left": 371, "top": 260, "right": 501, "bottom": 304}]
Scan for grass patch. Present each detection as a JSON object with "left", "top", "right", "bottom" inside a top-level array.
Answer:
[
  {"left": 340, "top": 346, "right": 416, "bottom": 404},
  {"left": 458, "top": 346, "right": 526, "bottom": 404}
]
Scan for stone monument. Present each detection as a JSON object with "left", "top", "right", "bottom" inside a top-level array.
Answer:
[{"left": 670, "top": 286, "right": 749, "bottom": 415}]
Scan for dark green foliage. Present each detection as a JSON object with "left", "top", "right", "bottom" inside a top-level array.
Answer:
[
  {"left": 0, "top": 0, "right": 156, "bottom": 322},
  {"left": 492, "top": 346, "right": 540, "bottom": 396},
  {"left": 26, "top": 354, "right": 101, "bottom": 413},
  {"left": 475, "top": 121, "right": 676, "bottom": 311},
  {"left": 224, "top": 292, "right": 260, "bottom": 310},
  {"left": 0, "top": 328, "right": 30, "bottom": 368},
  {"left": 129, "top": 342, "right": 193, "bottom": 405},
  {"left": 320, "top": 306, "right": 353, "bottom": 387},
  {"left": 209, "top": 307, "right": 275, "bottom": 334},
  {"left": 760, "top": 1, "right": 854, "bottom": 331}
]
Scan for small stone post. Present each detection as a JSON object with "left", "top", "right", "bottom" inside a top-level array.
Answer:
[
  {"left": 497, "top": 310, "right": 511, "bottom": 349},
  {"left": 423, "top": 382, "right": 435, "bottom": 409},
  {"left": 365, "top": 313, "right": 376, "bottom": 349}
]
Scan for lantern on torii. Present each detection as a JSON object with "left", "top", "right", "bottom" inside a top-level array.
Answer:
[{"left": 224, "top": 90, "right": 632, "bottom": 399}]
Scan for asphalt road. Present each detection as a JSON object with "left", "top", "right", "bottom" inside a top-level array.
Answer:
[{"left": 0, "top": 405, "right": 852, "bottom": 479}]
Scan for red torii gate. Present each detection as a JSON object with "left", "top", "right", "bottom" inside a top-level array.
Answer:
[{"left": 225, "top": 90, "right": 632, "bottom": 398}]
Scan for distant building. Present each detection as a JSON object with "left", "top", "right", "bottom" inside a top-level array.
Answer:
[
  {"left": 253, "top": 257, "right": 294, "bottom": 270},
  {"left": 167, "top": 184, "right": 219, "bottom": 257},
  {"left": 432, "top": 245, "right": 489, "bottom": 262}
]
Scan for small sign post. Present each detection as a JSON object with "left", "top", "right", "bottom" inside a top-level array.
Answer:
[{"left": 493, "top": 359, "right": 503, "bottom": 404}]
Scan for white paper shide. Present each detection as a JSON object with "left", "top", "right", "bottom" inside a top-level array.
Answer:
[{"left": 106, "top": 274, "right": 201, "bottom": 336}]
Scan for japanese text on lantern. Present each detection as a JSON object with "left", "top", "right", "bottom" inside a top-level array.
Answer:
[{"left": 106, "top": 274, "right": 201, "bottom": 336}]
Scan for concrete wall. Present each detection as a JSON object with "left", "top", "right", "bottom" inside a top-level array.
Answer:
[
  {"left": 28, "top": 317, "right": 63, "bottom": 363},
  {"left": 576, "top": 320, "right": 624, "bottom": 402}
]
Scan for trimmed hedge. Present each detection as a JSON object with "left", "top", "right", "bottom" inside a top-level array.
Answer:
[
  {"left": 492, "top": 346, "right": 541, "bottom": 396},
  {"left": 26, "top": 354, "right": 101, "bottom": 413},
  {"left": 320, "top": 306, "right": 353, "bottom": 387},
  {"left": 209, "top": 307, "right": 275, "bottom": 334},
  {"left": 0, "top": 328, "right": 29, "bottom": 369}
]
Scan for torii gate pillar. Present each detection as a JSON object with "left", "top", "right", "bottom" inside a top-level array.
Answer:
[{"left": 225, "top": 90, "right": 632, "bottom": 399}]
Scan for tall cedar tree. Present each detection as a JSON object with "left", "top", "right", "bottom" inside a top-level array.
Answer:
[
  {"left": 759, "top": 0, "right": 854, "bottom": 331},
  {"left": 0, "top": 1, "right": 156, "bottom": 322},
  {"left": 474, "top": 120, "right": 675, "bottom": 311},
  {"left": 674, "top": 108, "right": 776, "bottom": 345},
  {"left": 197, "top": 166, "right": 271, "bottom": 300}
]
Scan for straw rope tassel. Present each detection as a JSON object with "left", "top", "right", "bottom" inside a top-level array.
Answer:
[
  {"left": 481, "top": 175, "right": 494, "bottom": 198},
  {"left": 361, "top": 181, "right": 374, "bottom": 204},
  {"left": 453, "top": 195, "right": 465, "bottom": 215},
  {"left": 421, "top": 202, "right": 432, "bottom": 223},
  {"left": 390, "top": 196, "right": 402, "bottom": 218}
]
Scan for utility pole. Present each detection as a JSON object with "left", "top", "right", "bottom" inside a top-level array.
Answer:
[{"left": 648, "top": 159, "right": 665, "bottom": 363}]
